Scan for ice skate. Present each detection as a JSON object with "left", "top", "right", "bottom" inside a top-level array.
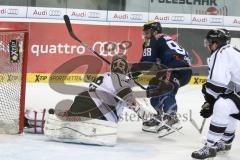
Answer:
[
  {"left": 215, "top": 140, "right": 232, "bottom": 155},
  {"left": 191, "top": 145, "right": 217, "bottom": 160},
  {"left": 157, "top": 114, "right": 182, "bottom": 138},
  {"left": 142, "top": 115, "right": 162, "bottom": 133}
]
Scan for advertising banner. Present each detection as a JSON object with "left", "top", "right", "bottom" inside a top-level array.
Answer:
[
  {"left": 27, "top": 7, "right": 65, "bottom": 19},
  {"left": 26, "top": 23, "right": 213, "bottom": 76},
  {"left": 107, "top": 11, "right": 148, "bottom": 23},
  {"left": 149, "top": 13, "right": 191, "bottom": 24},
  {"left": 1, "top": 21, "right": 240, "bottom": 83},
  {"left": 191, "top": 14, "right": 223, "bottom": 26},
  {"left": 67, "top": 9, "right": 107, "bottom": 21},
  {"left": 0, "top": 6, "right": 27, "bottom": 18},
  {"left": 224, "top": 16, "right": 240, "bottom": 27},
  {"left": 1, "top": 6, "right": 240, "bottom": 28},
  {"left": 27, "top": 22, "right": 143, "bottom": 74}
]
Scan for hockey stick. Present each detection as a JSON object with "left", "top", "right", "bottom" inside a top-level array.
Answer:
[
  {"left": 129, "top": 65, "right": 208, "bottom": 78},
  {"left": 146, "top": 65, "right": 207, "bottom": 72},
  {"left": 63, "top": 15, "right": 147, "bottom": 90},
  {"left": 199, "top": 118, "right": 206, "bottom": 134},
  {"left": 189, "top": 109, "right": 207, "bottom": 134},
  {"left": 190, "top": 118, "right": 206, "bottom": 134},
  {"left": 153, "top": 117, "right": 184, "bottom": 136},
  {"left": 63, "top": 15, "right": 110, "bottom": 64},
  {"left": 158, "top": 127, "right": 183, "bottom": 138}
]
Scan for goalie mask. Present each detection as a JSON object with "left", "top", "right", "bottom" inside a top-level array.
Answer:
[{"left": 111, "top": 56, "right": 128, "bottom": 75}]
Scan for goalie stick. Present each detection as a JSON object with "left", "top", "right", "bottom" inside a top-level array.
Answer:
[
  {"left": 63, "top": 15, "right": 147, "bottom": 90},
  {"left": 63, "top": 15, "right": 110, "bottom": 65}
]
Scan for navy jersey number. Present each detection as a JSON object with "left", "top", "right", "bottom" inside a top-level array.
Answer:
[
  {"left": 164, "top": 36, "right": 187, "bottom": 56},
  {"left": 143, "top": 48, "right": 152, "bottom": 56}
]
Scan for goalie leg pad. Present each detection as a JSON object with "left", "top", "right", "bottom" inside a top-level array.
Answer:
[{"left": 44, "top": 114, "right": 117, "bottom": 146}]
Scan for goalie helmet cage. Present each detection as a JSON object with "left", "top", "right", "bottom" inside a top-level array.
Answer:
[{"left": 0, "top": 29, "right": 28, "bottom": 134}]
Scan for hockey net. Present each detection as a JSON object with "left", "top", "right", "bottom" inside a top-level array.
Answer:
[{"left": 0, "top": 30, "right": 28, "bottom": 134}]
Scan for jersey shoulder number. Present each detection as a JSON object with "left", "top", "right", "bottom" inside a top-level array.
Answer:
[{"left": 163, "top": 35, "right": 188, "bottom": 56}]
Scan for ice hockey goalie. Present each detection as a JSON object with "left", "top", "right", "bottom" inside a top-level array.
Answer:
[{"left": 44, "top": 56, "right": 156, "bottom": 146}]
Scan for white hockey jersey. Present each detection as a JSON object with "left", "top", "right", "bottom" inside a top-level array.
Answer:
[
  {"left": 206, "top": 44, "right": 240, "bottom": 99},
  {"left": 88, "top": 72, "right": 135, "bottom": 122}
]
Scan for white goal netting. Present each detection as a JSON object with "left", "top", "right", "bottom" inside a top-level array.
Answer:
[{"left": 0, "top": 31, "right": 27, "bottom": 134}]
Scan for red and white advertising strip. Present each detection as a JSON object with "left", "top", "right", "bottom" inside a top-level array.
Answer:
[
  {"left": 107, "top": 11, "right": 148, "bottom": 23},
  {"left": 27, "top": 7, "right": 66, "bottom": 19},
  {"left": 191, "top": 14, "right": 223, "bottom": 26},
  {"left": 224, "top": 16, "right": 240, "bottom": 27},
  {"left": 149, "top": 13, "right": 191, "bottom": 24},
  {"left": 1, "top": 6, "right": 240, "bottom": 28},
  {"left": 0, "top": 6, "right": 27, "bottom": 18},
  {"left": 67, "top": 9, "right": 107, "bottom": 21}
]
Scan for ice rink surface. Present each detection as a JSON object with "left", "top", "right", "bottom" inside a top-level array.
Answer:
[{"left": 0, "top": 85, "right": 239, "bottom": 160}]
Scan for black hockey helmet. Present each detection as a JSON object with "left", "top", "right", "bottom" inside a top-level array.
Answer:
[
  {"left": 111, "top": 55, "right": 128, "bottom": 75},
  {"left": 143, "top": 21, "right": 162, "bottom": 33},
  {"left": 204, "top": 29, "right": 231, "bottom": 47}
]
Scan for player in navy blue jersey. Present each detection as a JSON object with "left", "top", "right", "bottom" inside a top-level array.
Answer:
[{"left": 138, "top": 21, "right": 192, "bottom": 135}]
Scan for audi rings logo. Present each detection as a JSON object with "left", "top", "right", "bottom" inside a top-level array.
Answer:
[
  {"left": 210, "top": 17, "right": 223, "bottom": 23},
  {"left": 130, "top": 14, "right": 143, "bottom": 20},
  {"left": 88, "top": 12, "right": 100, "bottom": 18},
  {"left": 49, "top": 10, "right": 61, "bottom": 16},
  {"left": 92, "top": 41, "right": 132, "bottom": 57},
  {"left": 7, "top": 8, "right": 19, "bottom": 15},
  {"left": 171, "top": 16, "right": 185, "bottom": 22}
]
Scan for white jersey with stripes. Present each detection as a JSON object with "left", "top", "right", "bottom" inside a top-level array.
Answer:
[
  {"left": 88, "top": 72, "right": 135, "bottom": 123},
  {"left": 206, "top": 44, "right": 240, "bottom": 98}
]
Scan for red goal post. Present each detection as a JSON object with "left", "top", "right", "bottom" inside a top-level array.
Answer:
[{"left": 0, "top": 28, "right": 28, "bottom": 134}]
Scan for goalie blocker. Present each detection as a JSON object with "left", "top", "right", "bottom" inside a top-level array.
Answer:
[{"left": 44, "top": 56, "right": 159, "bottom": 146}]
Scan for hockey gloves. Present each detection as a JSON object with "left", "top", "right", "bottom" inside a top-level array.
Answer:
[
  {"left": 146, "top": 77, "right": 174, "bottom": 98},
  {"left": 200, "top": 102, "right": 213, "bottom": 118},
  {"left": 202, "top": 83, "right": 216, "bottom": 105}
]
